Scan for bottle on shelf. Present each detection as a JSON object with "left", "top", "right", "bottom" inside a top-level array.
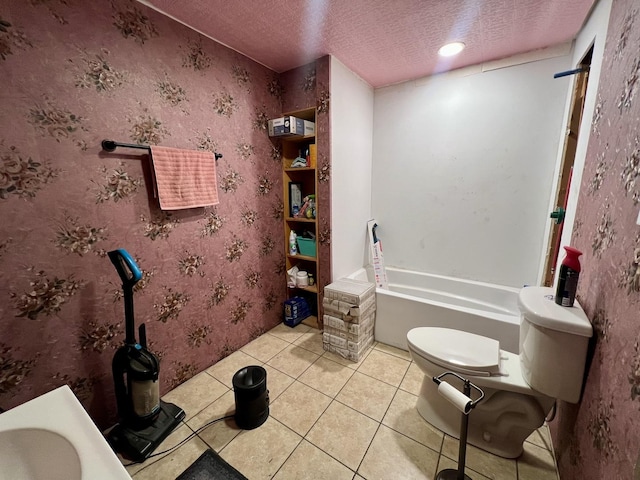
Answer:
[{"left": 289, "top": 230, "right": 297, "bottom": 255}]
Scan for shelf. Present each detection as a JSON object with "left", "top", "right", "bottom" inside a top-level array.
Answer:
[
  {"left": 287, "top": 253, "right": 317, "bottom": 262},
  {"left": 284, "top": 166, "right": 315, "bottom": 172},
  {"left": 279, "top": 134, "right": 315, "bottom": 143},
  {"left": 288, "top": 284, "right": 318, "bottom": 294},
  {"left": 285, "top": 217, "right": 316, "bottom": 223},
  {"left": 281, "top": 106, "right": 320, "bottom": 330}
]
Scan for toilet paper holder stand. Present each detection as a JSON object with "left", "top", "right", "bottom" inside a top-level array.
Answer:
[{"left": 432, "top": 371, "right": 485, "bottom": 480}]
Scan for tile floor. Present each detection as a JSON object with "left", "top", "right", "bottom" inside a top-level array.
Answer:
[{"left": 122, "top": 323, "right": 560, "bottom": 480}]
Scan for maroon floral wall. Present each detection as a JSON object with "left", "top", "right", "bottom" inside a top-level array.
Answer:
[
  {"left": 551, "top": 1, "right": 640, "bottom": 478},
  {"left": 0, "top": 0, "right": 289, "bottom": 428}
]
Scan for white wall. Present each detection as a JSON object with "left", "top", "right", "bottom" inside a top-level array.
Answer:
[
  {"left": 330, "top": 56, "right": 374, "bottom": 280},
  {"left": 545, "top": 0, "right": 613, "bottom": 284},
  {"left": 372, "top": 52, "right": 573, "bottom": 287}
]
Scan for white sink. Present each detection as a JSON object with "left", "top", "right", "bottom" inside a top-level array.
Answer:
[{"left": 0, "top": 386, "right": 131, "bottom": 480}]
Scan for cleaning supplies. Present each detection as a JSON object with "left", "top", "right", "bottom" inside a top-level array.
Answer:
[
  {"left": 555, "top": 246, "right": 582, "bottom": 307},
  {"left": 289, "top": 230, "right": 297, "bottom": 255}
]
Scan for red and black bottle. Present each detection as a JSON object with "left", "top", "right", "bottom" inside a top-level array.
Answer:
[{"left": 555, "top": 246, "right": 582, "bottom": 307}]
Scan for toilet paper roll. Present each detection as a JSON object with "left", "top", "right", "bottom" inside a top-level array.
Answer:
[{"left": 437, "top": 381, "right": 472, "bottom": 414}]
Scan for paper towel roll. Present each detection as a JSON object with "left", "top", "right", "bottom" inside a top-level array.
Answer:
[{"left": 437, "top": 381, "right": 472, "bottom": 414}]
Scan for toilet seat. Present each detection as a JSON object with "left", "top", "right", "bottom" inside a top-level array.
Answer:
[{"left": 407, "top": 327, "right": 502, "bottom": 377}]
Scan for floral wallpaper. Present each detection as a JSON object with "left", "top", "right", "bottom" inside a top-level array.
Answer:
[
  {"left": 0, "top": 0, "right": 326, "bottom": 429},
  {"left": 550, "top": 1, "right": 640, "bottom": 478}
]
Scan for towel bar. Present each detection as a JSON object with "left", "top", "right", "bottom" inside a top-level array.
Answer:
[{"left": 101, "top": 140, "right": 222, "bottom": 160}]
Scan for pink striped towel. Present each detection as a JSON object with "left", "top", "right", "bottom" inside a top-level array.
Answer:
[{"left": 149, "top": 146, "right": 219, "bottom": 210}]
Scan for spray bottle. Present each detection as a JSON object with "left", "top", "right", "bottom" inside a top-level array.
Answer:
[
  {"left": 289, "top": 230, "right": 297, "bottom": 255},
  {"left": 555, "top": 246, "right": 582, "bottom": 307}
]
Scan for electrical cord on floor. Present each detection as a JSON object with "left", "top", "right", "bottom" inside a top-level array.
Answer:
[{"left": 121, "top": 414, "right": 235, "bottom": 467}]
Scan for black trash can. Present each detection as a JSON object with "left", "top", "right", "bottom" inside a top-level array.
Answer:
[{"left": 232, "top": 365, "right": 269, "bottom": 430}]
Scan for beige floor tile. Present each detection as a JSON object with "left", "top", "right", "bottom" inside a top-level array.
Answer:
[
  {"left": 306, "top": 401, "right": 378, "bottom": 470},
  {"left": 293, "top": 329, "right": 325, "bottom": 355},
  {"left": 267, "top": 344, "right": 320, "bottom": 377},
  {"left": 162, "top": 371, "right": 228, "bottom": 420},
  {"left": 186, "top": 390, "right": 239, "bottom": 452},
  {"left": 358, "top": 424, "right": 439, "bottom": 480},
  {"left": 270, "top": 381, "right": 332, "bottom": 436},
  {"left": 517, "top": 442, "right": 558, "bottom": 480},
  {"left": 205, "top": 350, "right": 263, "bottom": 388},
  {"left": 219, "top": 417, "right": 302, "bottom": 480},
  {"left": 436, "top": 455, "right": 491, "bottom": 480},
  {"left": 357, "top": 349, "right": 410, "bottom": 387},
  {"left": 442, "top": 435, "right": 517, "bottom": 480},
  {"left": 382, "top": 389, "right": 443, "bottom": 451},
  {"left": 298, "top": 356, "right": 355, "bottom": 397},
  {"left": 268, "top": 322, "right": 311, "bottom": 342},
  {"left": 526, "top": 424, "right": 553, "bottom": 451},
  {"left": 261, "top": 364, "right": 296, "bottom": 402},
  {"left": 399, "top": 362, "right": 424, "bottom": 396},
  {"left": 374, "top": 342, "right": 412, "bottom": 360},
  {"left": 273, "top": 439, "right": 354, "bottom": 480},
  {"left": 240, "top": 333, "right": 290, "bottom": 362},
  {"left": 336, "top": 371, "right": 397, "bottom": 421},
  {"left": 124, "top": 423, "right": 193, "bottom": 476},
  {"left": 133, "top": 435, "right": 209, "bottom": 480}
]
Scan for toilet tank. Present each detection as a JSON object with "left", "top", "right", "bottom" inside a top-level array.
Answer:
[{"left": 518, "top": 287, "right": 592, "bottom": 403}]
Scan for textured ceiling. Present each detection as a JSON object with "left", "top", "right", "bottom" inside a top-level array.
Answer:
[{"left": 141, "top": 0, "right": 597, "bottom": 88}]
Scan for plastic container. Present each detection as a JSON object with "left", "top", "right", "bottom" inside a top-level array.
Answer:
[
  {"left": 555, "top": 246, "right": 582, "bottom": 307},
  {"left": 296, "top": 271, "right": 309, "bottom": 287},
  {"left": 296, "top": 237, "right": 316, "bottom": 257}
]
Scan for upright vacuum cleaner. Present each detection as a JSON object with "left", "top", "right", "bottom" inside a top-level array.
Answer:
[{"left": 106, "top": 249, "right": 185, "bottom": 462}]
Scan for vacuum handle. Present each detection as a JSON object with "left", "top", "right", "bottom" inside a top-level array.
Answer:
[
  {"left": 108, "top": 249, "right": 142, "bottom": 289},
  {"left": 139, "top": 324, "right": 147, "bottom": 349}
]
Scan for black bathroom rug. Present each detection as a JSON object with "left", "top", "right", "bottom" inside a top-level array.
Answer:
[{"left": 176, "top": 449, "right": 248, "bottom": 480}]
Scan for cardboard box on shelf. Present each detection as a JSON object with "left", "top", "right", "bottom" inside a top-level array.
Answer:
[{"left": 268, "top": 116, "right": 315, "bottom": 137}]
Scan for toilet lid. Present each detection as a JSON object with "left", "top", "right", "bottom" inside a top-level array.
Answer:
[{"left": 407, "top": 327, "right": 501, "bottom": 376}]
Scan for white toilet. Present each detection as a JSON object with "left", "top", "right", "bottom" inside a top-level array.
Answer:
[{"left": 407, "top": 286, "right": 592, "bottom": 458}]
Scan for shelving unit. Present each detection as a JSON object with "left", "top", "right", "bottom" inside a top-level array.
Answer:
[{"left": 281, "top": 107, "right": 319, "bottom": 328}]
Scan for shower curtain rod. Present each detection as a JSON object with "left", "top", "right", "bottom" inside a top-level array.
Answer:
[{"left": 101, "top": 139, "right": 223, "bottom": 160}]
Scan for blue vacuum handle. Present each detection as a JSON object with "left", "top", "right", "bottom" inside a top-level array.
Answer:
[{"left": 108, "top": 249, "right": 142, "bottom": 289}]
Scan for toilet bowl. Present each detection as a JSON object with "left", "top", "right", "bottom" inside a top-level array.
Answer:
[{"left": 407, "top": 286, "right": 592, "bottom": 458}]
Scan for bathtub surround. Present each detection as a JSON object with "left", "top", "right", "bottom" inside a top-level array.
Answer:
[
  {"left": 0, "top": 0, "right": 325, "bottom": 429},
  {"left": 372, "top": 51, "right": 573, "bottom": 288}
]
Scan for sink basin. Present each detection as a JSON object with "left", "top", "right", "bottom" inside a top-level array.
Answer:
[
  {"left": 0, "top": 386, "right": 131, "bottom": 480},
  {"left": 0, "top": 428, "right": 81, "bottom": 479}
]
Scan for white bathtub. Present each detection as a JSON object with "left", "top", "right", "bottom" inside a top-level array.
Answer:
[{"left": 348, "top": 266, "right": 521, "bottom": 354}]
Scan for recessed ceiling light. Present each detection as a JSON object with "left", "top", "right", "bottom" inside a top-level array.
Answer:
[{"left": 438, "top": 42, "right": 466, "bottom": 57}]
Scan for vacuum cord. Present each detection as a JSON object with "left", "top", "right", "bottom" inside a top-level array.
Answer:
[{"left": 121, "top": 414, "right": 235, "bottom": 467}]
